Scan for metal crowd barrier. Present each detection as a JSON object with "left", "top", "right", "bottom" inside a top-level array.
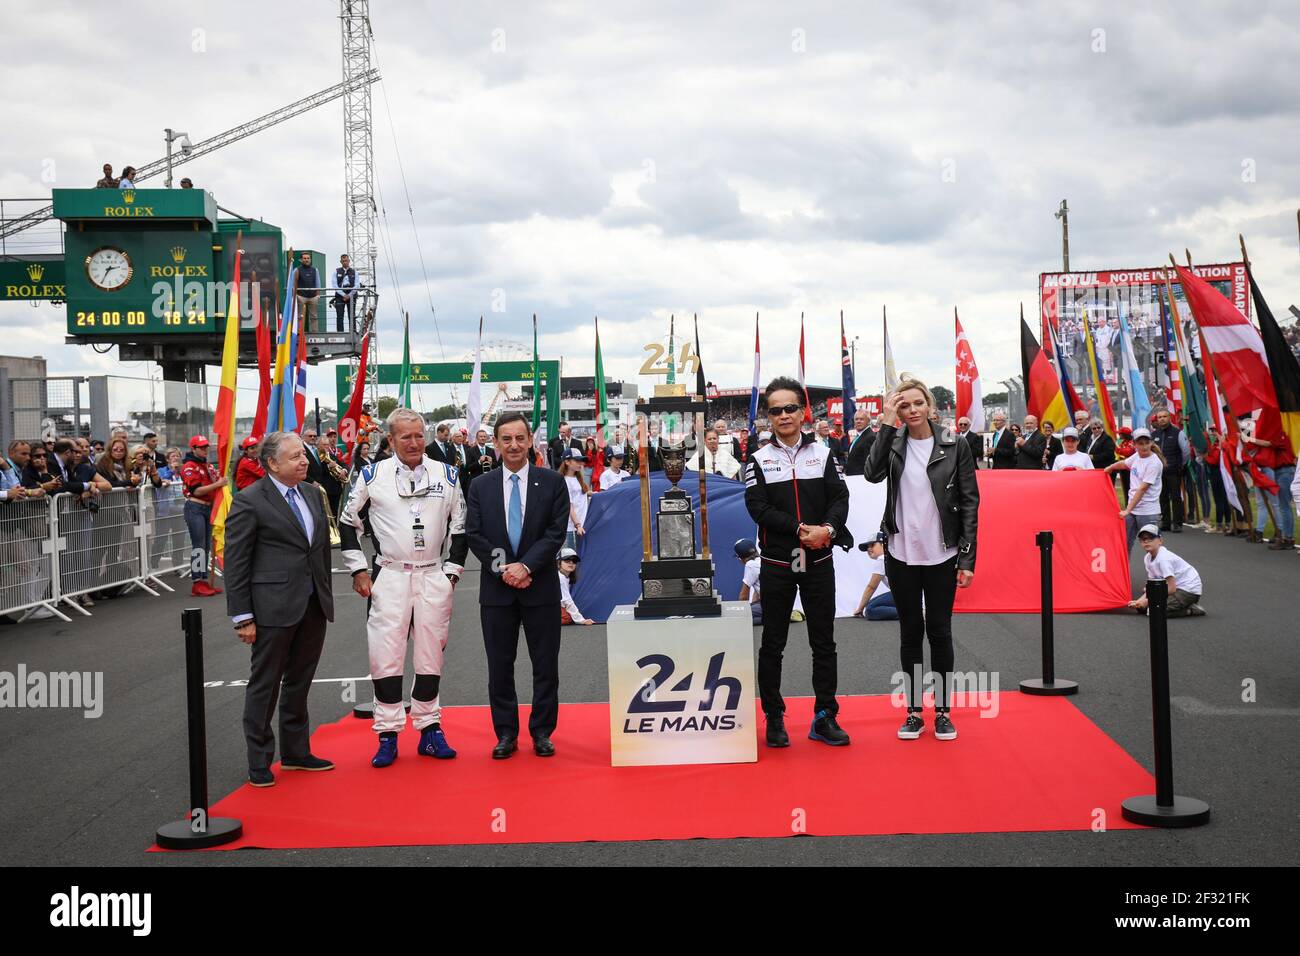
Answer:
[
  {"left": 141, "top": 483, "right": 192, "bottom": 588},
  {"left": 55, "top": 486, "right": 158, "bottom": 609},
  {"left": 0, "top": 495, "right": 67, "bottom": 622}
]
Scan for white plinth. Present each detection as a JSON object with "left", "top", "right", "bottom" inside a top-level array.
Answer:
[{"left": 606, "top": 600, "right": 757, "bottom": 767}]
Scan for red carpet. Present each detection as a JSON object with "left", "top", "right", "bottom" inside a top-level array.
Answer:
[{"left": 163, "top": 693, "right": 1152, "bottom": 851}]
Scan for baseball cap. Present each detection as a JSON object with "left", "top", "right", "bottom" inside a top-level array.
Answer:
[
  {"left": 1132, "top": 427, "right": 1152, "bottom": 440},
  {"left": 1118, "top": 425, "right": 1133, "bottom": 435},
  {"left": 733, "top": 538, "right": 757, "bottom": 559},
  {"left": 563, "top": 448, "right": 586, "bottom": 461},
  {"left": 189, "top": 435, "right": 210, "bottom": 449},
  {"left": 1137, "top": 523, "right": 1162, "bottom": 539},
  {"left": 241, "top": 435, "right": 260, "bottom": 449},
  {"left": 558, "top": 547, "right": 581, "bottom": 562},
  {"left": 1062, "top": 426, "right": 1079, "bottom": 438}
]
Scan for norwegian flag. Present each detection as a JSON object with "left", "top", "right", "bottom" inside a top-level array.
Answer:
[{"left": 954, "top": 309, "right": 985, "bottom": 431}]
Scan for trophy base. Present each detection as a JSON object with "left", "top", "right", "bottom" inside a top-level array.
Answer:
[{"left": 634, "top": 593, "right": 723, "bottom": 619}]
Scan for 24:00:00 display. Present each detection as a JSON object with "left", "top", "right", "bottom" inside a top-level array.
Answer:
[{"left": 74, "top": 311, "right": 209, "bottom": 327}]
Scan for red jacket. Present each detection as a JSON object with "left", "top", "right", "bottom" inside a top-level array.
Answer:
[
  {"left": 180, "top": 453, "right": 219, "bottom": 503},
  {"left": 235, "top": 455, "right": 266, "bottom": 490}
]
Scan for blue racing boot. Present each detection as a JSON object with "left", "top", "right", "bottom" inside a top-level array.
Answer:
[
  {"left": 371, "top": 733, "right": 399, "bottom": 768},
  {"left": 418, "top": 725, "right": 457, "bottom": 759}
]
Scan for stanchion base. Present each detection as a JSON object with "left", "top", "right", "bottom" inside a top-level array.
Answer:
[
  {"left": 155, "top": 816, "right": 243, "bottom": 849},
  {"left": 1019, "top": 678, "right": 1079, "bottom": 696},
  {"left": 1121, "top": 795, "right": 1211, "bottom": 828},
  {"left": 352, "top": 701, "right": 412, "bottom": 719}
]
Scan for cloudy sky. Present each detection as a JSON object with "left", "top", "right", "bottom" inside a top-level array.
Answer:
[{"left": 3, "top": 0, "right": 1298, "bottom": 413}]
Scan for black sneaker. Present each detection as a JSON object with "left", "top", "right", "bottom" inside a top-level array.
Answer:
[
  {"left": 934, "top": 712, "right": 958, "bottom": 740},
  {"left": 765, "top": 714, "right": 790, "bottom": 748},
  {"left": 898, "top": 711, "right": 925, "bottom": 739},
  {"left": 808, "top": 710, "right": 850, "bottom": 746}
]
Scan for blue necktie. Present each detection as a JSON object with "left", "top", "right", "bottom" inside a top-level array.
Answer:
[
  {"left": 285, "top": 487, "right": 308, "bottom": 537},
  {"left": 507, "top": 474, "right": 522, "bottom": 554}
]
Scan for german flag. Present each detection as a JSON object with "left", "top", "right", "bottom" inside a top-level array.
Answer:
[
  {"left": 1250, "top": 268, "right": 1300, "bottom": 458},
  {"left": 1021, "top": 311, "right": 1068, "bottom": 430}
]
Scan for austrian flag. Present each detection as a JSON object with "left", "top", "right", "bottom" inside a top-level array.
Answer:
[{"left": 955, "top": 309, "right": 984, "bottom": 431}]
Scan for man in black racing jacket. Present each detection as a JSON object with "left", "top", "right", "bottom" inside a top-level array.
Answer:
[{"left": 744, "top": 376, "right": 855, "bottom": 749}]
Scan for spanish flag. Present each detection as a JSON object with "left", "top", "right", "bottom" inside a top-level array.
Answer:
[
  {"left": 1020, "top": 310, "right": 1068, "bottom": 430},
  {"left": 209, "top": 238, "right": 242, "bottom": 567}
]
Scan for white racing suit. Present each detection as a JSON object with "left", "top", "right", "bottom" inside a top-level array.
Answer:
[{"left": 339, "top": 455, "right": 468, "bottom": 734}]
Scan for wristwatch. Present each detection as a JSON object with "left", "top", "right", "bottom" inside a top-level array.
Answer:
[{"left": 823, "top": 524, "right": 836, "bottom": 540}]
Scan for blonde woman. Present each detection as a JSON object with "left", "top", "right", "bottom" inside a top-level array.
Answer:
[{"left": 864, "top": 377, "right": 979, "bottom": 742}]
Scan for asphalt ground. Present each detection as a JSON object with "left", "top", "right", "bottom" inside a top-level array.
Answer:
[{"left": 1, "top": 522, "right": 1296, "bottom": 868}]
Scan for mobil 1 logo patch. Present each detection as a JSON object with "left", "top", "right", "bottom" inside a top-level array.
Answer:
[{"left": 623, "top": 652, "right": 744, "bottom": 734}]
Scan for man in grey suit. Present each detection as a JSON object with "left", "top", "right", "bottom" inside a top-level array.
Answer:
[{"left": 225, "top": 431, "right": 336, "bottom": 787}]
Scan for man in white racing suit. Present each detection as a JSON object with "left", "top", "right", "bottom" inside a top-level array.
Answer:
[{"left": 339, "top": 408, "right": 468, "bottom": 767}]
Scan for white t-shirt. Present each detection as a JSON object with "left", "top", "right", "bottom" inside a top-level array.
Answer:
[
  {"left": 1125, "top": 453, "right": 1163, "bottom": 514},
  {"left": 565, "top": 475, "right": 588, "bottom": 531},
  {"left": 864, "top": 553, "right": 891, "bottom": 596},
  {"left": 558, "top": 571, "right": 588, "bottom": 623},
  {"left": 1144, "top": 547, "right": 1202, "bottom": 596},
  {"left": 741, "top": 557, "right": 761, "bottom": 603},
  {"left": 599, "top": 469, "right": 626, "bottom": 491},
  {"left": 888, "top": 435, "right": 958, "bottom": 566},
  {"left": 1052, "top": 450, "right": 1094, "bottom": 471}
]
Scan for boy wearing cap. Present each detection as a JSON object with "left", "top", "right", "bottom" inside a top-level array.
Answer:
[
  {"left": 180, "top": 434, "right": 227, "bottom": 597},
  {"left": 1128, "top": 525, "right": 1205, "bottom": 617},
  {"left": 1105, "top": 427, "right": 1163, "bottom": 551},
  {"left": 853, "top": 535, "right": 897, "bottom": 620},
  {"left": 1051, "top": 427, "right": 1094, "bottom": 471},
  {"left": 735, "top": 538, "right": 762, "bottom": 624}
]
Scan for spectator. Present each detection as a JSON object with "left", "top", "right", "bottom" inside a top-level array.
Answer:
[
  {"left": 93, "top": 438, "right": 138, "bottom": 491},
  {"left": 450, "top": 428, "right": 470, "bottom": 468},
  {"left": 158, "top": 447, "right": 184, "bottom": 481},
  {"left": 853, "top": 535, "right": 897, "bottom": 620},
  {"left": 844, "top": 406, "right": 873, "bottom": 476},
  {"left": 1150, "top": 408, "right": 1187, "bottom": 533},
  {"left": 425, "top": 422, "right": 455, "bottom": 464},
  {"left": 548, "top": 422, "right": 583, "bottom": 469},
  {"left": 179, "top": 177, "right": 193, "bottom": 189},
  {"left": 1127, "top": 525, "right": 1205, "bottom": 617},
  {"left": 714, "top": 419, "right": 740, "bottom": 460},
  {"left": 352, "top": 439, "right": 373, "bottom": 472},
  {"left": 332, "top": 254, "right": 358, "bottom": 332},
  {"left": 95, "top": 164, "right": 117, "bottom": 188},
  {"left": 735, "top": 537, "right": 762, "bottom": 625},
  {"left": 1, "top": 442, "right": 32, "bottom": 502},
  {"left": 813, "top": 419, "right": 846, "bottom": 464},
  {"left": 293, "top": 251, "right": 321, "bottom": 333},
  {"left": 599, "top": 451, "right": 628, "bottom": 490},
  {"left": 1073, "top": 410, "right": 1092, "bottom": 451},
  {"left": 118, "top": 167, "right": 137, "bottom": 188},
  {"left": 1105, "top": 427, "right": 1165, "bottom": 552},
  {"left": 235, "top": 436, "right": 265, "bottom": 490},
  {"left": 144, "top": 431, "right": 166, "bottom": 469},
  {"left": 687, "top": 428, "right": 740, "bottom": 479},
  {"left": 91, "top": 439, "right": 105, "bottom": 456},
  {"left": 20, "top": 446, "right": 60, "bottom": 494},
  {"left": 988, "top": 412, "right": 1017, "bottom": 469},
  {"left": 559, "top": 449, "right": 589, "bottom": 551},
  {"left": 1015, "top": 414, "right": 1042, "bottom": 469},
  {"left": 956, "top": 416, "right": 983, "bottom": 464},
  {"left": 1087, "top": 421, "right": 1117, "bottom": 472},
  {"left": 557, "top": 548, "right": 593, "bottom": 625},
  {"left": 1051, "top": 427, "right": 1094, "bottom": 470},
  {"left": 129, "top": 444, "right": 165, "bottom": 489}
]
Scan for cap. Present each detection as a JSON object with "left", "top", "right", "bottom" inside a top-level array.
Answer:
[
  {"left": 1137, "top": 523, "right": 1161, "bottom": 539},
  {"left": 241, "top": 435, "right": 260, "bottom": 449},
  {"left": 733, "top": 538, "right": 758, "bottom": 559},
  {"left": 1062, "top": 426, "right": 1079, "bottom": 438},
  {"left": 1118, "top": 426, "right": 1133, "bottom": 435},
  {"left": 1132, "top": 427, "right": 1152, "bottom": 440},
  {"left": 189, "top": 435, "right": 210, "bottom": 449},
  {"left": 563, "top": 448, "right": 586, "bottom": 461},
  {"left": 558, "top": 547, "right": 580, "bottom": 562},
  {"left": 326, "top": 428, "right": 337, "bottom": 436}
]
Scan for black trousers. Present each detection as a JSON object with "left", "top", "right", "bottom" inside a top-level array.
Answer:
[
  {"left": 481, "top": 602, "right": 561, "bottom": 739},
  {"left": 885, "top": 554, "right": 958, "bottom": 710},
  {"left": 757, "top": 556, "right": 838, "bottom": 717},
  {"left": 1207, "top": 462, "right": 1230, "bottom": 524},
  {"left": 1160, "top": 465, "right": 1185, "bottom": 527},
  {"left": 242, "top": 594, "right": 328, "bottom": 771}
]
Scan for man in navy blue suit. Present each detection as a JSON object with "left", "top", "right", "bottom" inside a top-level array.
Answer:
[{"left": 466, "top": 411, "right": 571, "bottom": 759}]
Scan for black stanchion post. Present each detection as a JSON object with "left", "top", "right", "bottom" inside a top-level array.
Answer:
[
  {"left": 1121, "top": 580, "right": 1210, "bottom": 827},
  {"left": 156, "top": 608, "right": 243, "bottom": 849},
  {"left": 1020, "top": 530, "right": 1078, "bottom": 696}
]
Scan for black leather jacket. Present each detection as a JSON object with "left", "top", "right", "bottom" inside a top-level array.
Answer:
[{"left": 864, "top": 421, "right": 980, "bottom": 572}]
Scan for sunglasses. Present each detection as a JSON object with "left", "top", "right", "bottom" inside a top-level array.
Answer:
[{"left": 767, "top": 403, "right": 803, "bottom": 417}]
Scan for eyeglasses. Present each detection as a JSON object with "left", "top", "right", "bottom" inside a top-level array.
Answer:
[{"left": 767, "top": 403, "right": 803, "bottom": 417}]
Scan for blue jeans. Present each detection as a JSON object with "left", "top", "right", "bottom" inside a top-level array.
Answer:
[
  {"left": 184, "top": 500, "right": 211, "bottom": 580},
  {"left": 1254, "top": 465, "right": 1296, "bottom": 538},
  {"left": 866, "top": 591, "right": 898, "bottom": 620}
]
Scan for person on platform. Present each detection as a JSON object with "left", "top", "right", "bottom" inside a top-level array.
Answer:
[
  {"left": 559, "top": 449, "right": 589, "bottom": 551},
  {"left": 1015, "top": 414, "right": 1042, "bottom": 469},
  {"left": 180, "top": 435, "right": 227, "bottom": 597},
  {"left": 465, "top": 411, "right": 571, "bottom": 759},
  {"left": 1105, "top": 427, "right": 1164, "bottom": 552},
  {"left": 1051, "top": 427, "right": 1094, "bottom": 471},
  {"left": 735, "top": 538, "right": 763, "bottom": 625},
  {"left": 688, "top": 428, "right": 741, "bottom": 479},
  {"left": 599, "top": 451, "right": 629, "bottom": 490},
  {"left": 1150, "top": 408, "right": 1187, "bottom": 533},
  {"left": 844, "top": 405, "right": 874, "bottom": 476},
  {"left": 95, "top": 164, "right": 117, "bottom": 188},
  {"left": 745, "top": 376, "right": 854, "bottom": 749},
  {"left": 332, "top": 253, "right": 358, "bottom": 332},
  {"left": 117, "top": 166, "right": 136, "bottom": 188},
  {"left": 235, "top": 436, "right": 265, "bottom": 490},
  {"left": 865, "top": 377, "right": 979, "bottom": 742},
  {"left": 852, "top": 534, "right": 897, "bottom": 620},
  {"left": 987, "top": 412, "right": 1017, "bottom": 469},
  {"left": 556, "top": 547, "right": 592, "bottom": 625},
  {"left": 1127, "top": 525, "right": 1206, "bottom": 618},
  {"left": 179, "top": 177, "right": 193, "bottom": 189},
  {"left": 226, "top": 431, "right": 336, "bottom": 787},
  {"left": 1087, "top": 421, "right": 1117, "bottom": 472},
  {"left": 956, "top": 416, "right": 983, "bottom": 465},
  {"left": 293, "top": 251, "right": 321, "bottom": 333},
  {"left": 339, "top": 408, "right": 467, "bottom": 767}
]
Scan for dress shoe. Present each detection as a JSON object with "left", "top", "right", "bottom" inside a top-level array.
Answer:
[
  {"left": 532, "top": 735, "right": 556, "bottom": 757},
  {"left": 765, "top": 714, "right": 790, "bottom": 748},
  {"left": 248, "top": 768, "right": 275, "bottom": 787},
  {"left": 281, "top": 754, "right": 335, "bottom": 771},
  {"left": 371, "top": 735, "right": 398, "bottom": 768},
  {"left": 492, "top": 735, "right": 518, "bottom": 759},
  {"left": 418, "top": 726, "right": 457, "bottom": 759}
]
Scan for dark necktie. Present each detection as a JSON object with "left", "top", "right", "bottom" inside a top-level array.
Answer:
[{"left": 285, "top": 487, "right": 308, "bottom": 536}]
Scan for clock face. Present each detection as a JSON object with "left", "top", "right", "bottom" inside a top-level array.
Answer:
[{"left": 85, "top": 247, "right": 133, "bottom": 292}]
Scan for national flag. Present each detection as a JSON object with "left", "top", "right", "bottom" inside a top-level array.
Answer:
[
  {"left": 1161, "top": 272, "right": 1209, "bottom": 452},
  {"left": 398, "top": 312, "right": 413, "bottom": 409},
  {"left": 293, "top": 308, "right": 308, "bottom": 432},
  {"left": 748, "top": 313, "right": 761, "bottom": 429},
  {"left": 883, "top": 305, "right": 898, "bottom": 392},
  {"left": 1160, "top": 293, "right": 1181, "bottom": 418},
  {"left": 1045, "top": 319, "right": 1087, "bottom": 420},
  {"left": 797, "top": 313, "right": 812, "bottom": 423},
  {"left": 592, "top": 316, "right": 608, "bottom": 490},
  {"left": 209, "top": 239, "right": 242, "bottom": 567},
  {"left": 1248, "top": 264, "right": 1300, "bottom": 458},
  {"left": 693, "top": 313, "right": 707, "bottom": 400},
  {"left": 840, "top": 311, "right": 857, "bottom": 429},
  {"left": 530, "top": 314, "right": 542, "bottom": 433},
  {"left": 338, "top": 313, "right": 372, "bottom": 465},
  {"left": 267, "top": 249, "right": 298, "bottom": 432},
  {"left": 1082, "top": 310, "right": 1118, "bottom": 440},
  {"left": 1116, "top": 298, "right": 1152, "bottom": 430},
  {"left": 466, "top": 315, "right": 484, "bottom": 433},
  {"left": 954, "top": 308, "right": 984, "bottom": 431},
  {"left": 1020, "top": 310, "right": 1068, "bottom": 429},
  {"left": 251, "top": 274, "right": 271, "bottom": 440},
  {"left": 1200, "top": 328, "right": 1242, "bottom": 513}
]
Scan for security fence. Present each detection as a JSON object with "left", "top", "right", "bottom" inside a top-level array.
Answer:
[{"left": 0, "top": 485, "right": 206, "bottom": 622}]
